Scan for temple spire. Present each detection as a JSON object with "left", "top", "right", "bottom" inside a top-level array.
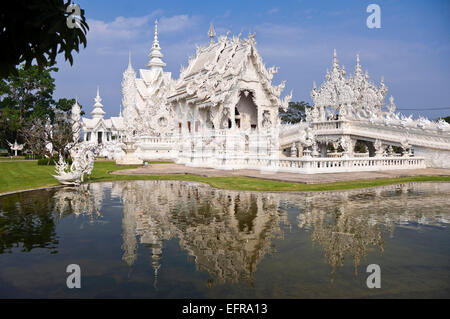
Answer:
[
  {"left": 208, "top": 23, "right": 216, "bottom": 45},
  {"left": 91, "top": 86, "right": 105, "bottom": 119},
  {"left": 147, "top": 19, "right": 166, "bottom": 70}
]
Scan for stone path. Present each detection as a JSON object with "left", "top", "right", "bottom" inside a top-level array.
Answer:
[{"left": 111, "top": 164, "right": 450, "bottom": 184}]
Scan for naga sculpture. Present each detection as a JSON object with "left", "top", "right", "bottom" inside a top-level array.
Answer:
[{"left": 52, "top": 144, "right": 96, "bottom": 186}]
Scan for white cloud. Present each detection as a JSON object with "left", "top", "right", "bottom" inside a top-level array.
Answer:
[
  {"left": 158, "top": 14, "right": 200, "bottom": 33},
  {"left": 87, "top": 11, "right": 199, "bottom": 42},
  {"left": 87, "top": 11, "right": 161, "bottom": 41},
  {"left": 268, "top": 8, "right": 279, "bottom": 15}
]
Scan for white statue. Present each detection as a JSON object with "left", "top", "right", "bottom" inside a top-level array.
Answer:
[
  {"left": 53, "top": 113, "right": 97, "bottom": 186},
  {"left": 6, "top": 140, "right": 25, "bottom": 156},
  {"left": 53, "top": 155, "right": 83, "bottom": 186},
  {"left": 53, "top": 144, "right": 96, "bottom": 186}
]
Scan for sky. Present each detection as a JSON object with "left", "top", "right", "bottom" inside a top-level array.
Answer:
[{"left": 53, "top": 0, "right": 450, "bottom": 120}]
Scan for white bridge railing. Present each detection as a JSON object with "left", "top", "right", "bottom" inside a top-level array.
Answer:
[
  {"left": 271, "top": 156, "right": 426, "bottom": 174},
  {"left": 179, "top": 153, "right": 426, "bottom": 174}
]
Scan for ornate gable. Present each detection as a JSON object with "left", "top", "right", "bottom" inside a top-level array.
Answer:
[{"left": 170, "top": 32, "right": 292, "bottom": 111}]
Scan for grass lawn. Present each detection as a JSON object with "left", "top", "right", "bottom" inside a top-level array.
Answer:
[{"left": 0, "top": 160, "right": 449, "bottom": 195}]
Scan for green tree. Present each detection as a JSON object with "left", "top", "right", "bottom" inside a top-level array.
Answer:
[
  {"left": 279, "top": 101, "right": 312, "bottom": 124},
  {"left": 441, "top": 116, "right": 450, "bottom": 124},
  {"left": 0, "top": 64, "right": 56, "bottom": 145},
  {"left": 0, "top": 64, "right": 83, "bottom": 150},
  {"left": 55, "top": 97, "right": 85, "bottom": 115},
  {"left": 0, "top": 0, "right": 89, "bottom": 79}
]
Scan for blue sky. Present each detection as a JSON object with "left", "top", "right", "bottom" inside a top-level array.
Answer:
[{"left": 53, "top": 0, "right": 450, "bottom": 119}]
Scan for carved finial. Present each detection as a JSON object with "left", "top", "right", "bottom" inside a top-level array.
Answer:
[
  {"left": 332, "top": 49, "right": 339, "bottom": 72},
  {"left": 313, "top": 81, "right": 317, "bottom": 89},
  {"left": 355, "top": 54, "right": 363, "bottom": 76},
  {"left": 208, "top": 23, "right": 216, "bottom": 44},
  {"left": 127, "top": 50, "right": 133, "bottom": 69},
  {"left": 94, "top": 86, "right": 102, "bottom": 105},
  {"left": 153, "top": 19, "right": 159, "bottom": 47}
]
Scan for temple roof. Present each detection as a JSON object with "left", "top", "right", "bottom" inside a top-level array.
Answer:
[
  {"left": 168, "top": 31, "right": 291, "bottom": 109},
  {"left": 82, "top": 116, "right": 124, "bottom": 131},
  {"left": 310, "top": 50, "right": 389, "bottom": 121}
]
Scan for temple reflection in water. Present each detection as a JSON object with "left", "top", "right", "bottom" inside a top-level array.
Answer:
[{"left": 51, "top": 181, "right": 450, "bottom": 285}]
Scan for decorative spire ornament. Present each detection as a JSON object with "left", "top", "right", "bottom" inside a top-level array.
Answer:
[
  {"left": 91, "top": 86, "right": 106, "bottom": 119},
  {"left": 355, "top": 54, "right": 363, "bottom": 76},
  {"left": 147, "top": 19, "right": 166, "bottom": 70},
  {"left": 332, "top": 49, "right": 339, "bottom": 73},
  {"left": 128, "top": 50, "right": 133, "bottom": 70},
  {"left": 208, "top": 23, "right": 216, "bottom": 45}
]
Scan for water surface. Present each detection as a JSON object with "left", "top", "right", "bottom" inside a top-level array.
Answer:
[{"left": 0, "top": 180, "right": 449, "bottom": 298}]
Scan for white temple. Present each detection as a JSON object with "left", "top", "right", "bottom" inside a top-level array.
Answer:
[
  {"left": 81, "top": 87, "right": 124, "bottom": 145},
  {"left": 79, "top": 20, "right": 450, "bottom": 172}
]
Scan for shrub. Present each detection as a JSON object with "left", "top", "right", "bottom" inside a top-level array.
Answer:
[
  {"left": 37, "top": 158, "right": 56, "bottom": 165},
  {"left": 25, "top": 153, "right": 43, "bottom": 160}
]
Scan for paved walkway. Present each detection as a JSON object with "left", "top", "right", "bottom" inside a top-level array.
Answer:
[{"left": 111, "top": 164, "right": 450, "bottom": 184}]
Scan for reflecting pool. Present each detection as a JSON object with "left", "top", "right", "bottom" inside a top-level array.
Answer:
[{"left": 0, "top": 181, "right": 449, "bottom": 298}]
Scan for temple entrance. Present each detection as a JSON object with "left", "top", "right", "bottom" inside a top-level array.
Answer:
[
  {"left": 97, "top": 132, "right": 103, "bottom": 144},
  {"left": 235, "top": 91, "right": 257, "bottom": 130}
]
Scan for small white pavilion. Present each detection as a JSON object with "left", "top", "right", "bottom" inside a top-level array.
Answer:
[{"left": 81, "top": 87, "right": 125, "bottom": 144}]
